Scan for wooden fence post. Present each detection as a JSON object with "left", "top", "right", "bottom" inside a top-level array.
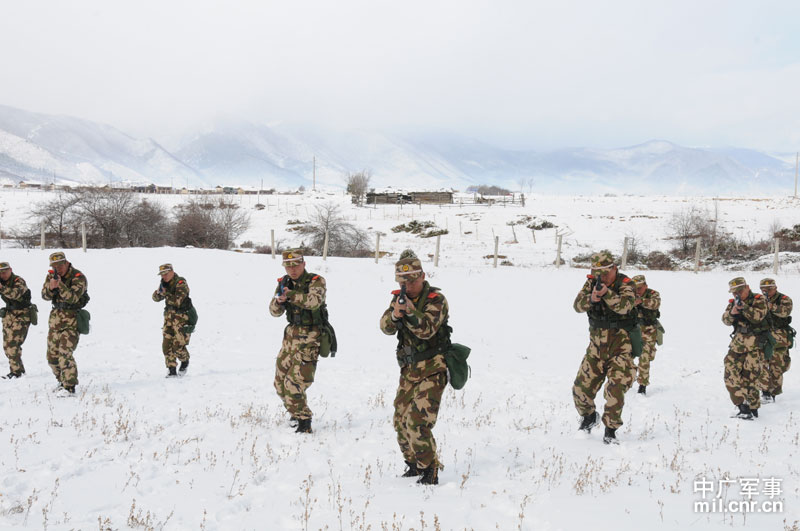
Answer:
[
  {"left": 555, "top": 235, "right": 563, "bottom": 267},
  {"left": 434, "top": 234, "right": 441, "bottom": 267},
  {"left": 375, "top": 233, "right": 381, "bottom": 264},
  {"left": 621, "top": 236, "right": 629, "bottom": 270},
  {"left": 271, "top": 229, "right": 275, "bottom": 259},
  {"left": 493, "top": 236, "right": 499, "bottom": 268},
  {"left": 694, "top": 239, "right": 701, "bottom": 273}
]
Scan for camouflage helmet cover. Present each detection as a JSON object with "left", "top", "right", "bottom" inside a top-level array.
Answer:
[
  {"left": 631, "top": 274, "right": 647, "bottom": 286},
  {"left": 158, "top": 263, "right": 173, "bottom": 276},
  {"left": 760, "top": 278, "right": 777, "bottom": 290},
  {"left": 0, "top": 262, "right": 9, "bottom": 271},
  {"left": 282, "top": 250, "right": 304, "bottom": 265},
  {"left": 395, "top": 249, "right": 423, "bottom": 283},
  {"left": 49, "top": 251, "right": 66, "bottom": 265},
  {"left": 728, "top": 277, "right": 747, "bottom": 293}
]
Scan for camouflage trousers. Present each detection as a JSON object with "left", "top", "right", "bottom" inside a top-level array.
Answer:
[
  {"left": 393, "top": 368, "right": 446, "bottom": 470},
  {"left": 162, "top": 323, "right": 191, "bottom": 369},
  {"left": 759, "top": 346, "right": 791, "bottom": 396},
  {"left": 724, "top": 348, "right": 762, "bottom": 409},
  {"left": 46, "top": 327, "right": 80, "bottom": 387},
  {"left": 3, "top": 312, "right": 31, "bottom": 373},
  {"left": 274, "top": 325, "right": 319, "bottom": 420},
  {"left": 635, "top": 333, "right": 658, "bottom": 386},
  {"left": 573, "top": 328, "right": 635, "bottom": 430}
]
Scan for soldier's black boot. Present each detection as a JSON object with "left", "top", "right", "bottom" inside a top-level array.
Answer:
[
  {"left": 751, "top": 408, "right": 759, "bottom": 419},
  {"left": 603, "top": 427, "right": 618, "bottom": 445},
  {"left": 735, "top": 403, "right": 753, "bottom": 420},
  {"left": 416, "top": 465, "right": 439, "bottom": 485},
  {"left": 761, "top": 391, "right": 774, "bottom": 404},
  {"left": 402, "top": 461, "right": 421, "bottom": 477},
  {"left": 2, "top": 371, "right": 22, "bottom": 379},
  {"left": 179, "top": 360, "right": 189, "bottom": 374},
  {"left": 578, "top": 411, "right": 598, "bottom": 432},
  {"left": 295, "top": 418, "right": 312, "bottom": 433},
  {"left": 63, "top": 385, "right": 76, "bottom": 395},
  {"left": 637, "top": 385, "right": 647, "bottom": 395},
  {"left": 166, "top": 367, "right": 178, "bottom": 378},
  {"left": 289, "top": 416, "right": 299, "bottom": 428}
]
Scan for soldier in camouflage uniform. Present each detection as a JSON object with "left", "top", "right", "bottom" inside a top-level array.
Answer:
[
  {"left": 573, "top": 250, "right": 637, "bottom": 444},
  {"left": 0, "top": 262, "right": 33, "bottom": 379},
  {"left": 152, "top": 263, "right": 192, "bottom": 377},
  {"left": 722, "top": 277, "right": 768, "bottom": 419},
  {"left": 631, "top": 275, "right": 661, "bottom": 396},
  {"left": 380, "top": 250, "right": 449, "bottom": 485},
  {"left": 758, "top": 278, "right": 793, "bottom": 403},
  {"left": 42, "top": 252, "right": 88, "bottom": 396},
  {"left": 269, "top": 250, "right": 328, "bottom": 434}
]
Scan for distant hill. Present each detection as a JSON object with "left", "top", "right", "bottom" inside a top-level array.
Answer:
[{"left": 0, "top": 105, "right": 793, "bottom": 194}]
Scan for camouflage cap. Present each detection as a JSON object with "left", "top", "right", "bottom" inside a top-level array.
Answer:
[
  {"left": 590, "top": 250, "right": 615, "bottom": 270},
  {"left": 157, "top": 263, "right": 173, "bottom": 276},
  {"left": 0, "top": 262, "right": 9, "bottom": 271},
  {"left": 282, "top": 250, "right": 304, "bottom": 265},
  {"left": 395, "top": 249, "right": 423, "bottom": 283},
  {"left": 760, "top": 278, "right": 777, "bottom": 290},
  {"left": 631, "top": 274, "right": 647, "bottom": 286},
  {"left": 728, "top": 277, "right": 747, "bottom": 293},
  {"left": 49, "top": 251, "right": 66, "bottom": 265}
]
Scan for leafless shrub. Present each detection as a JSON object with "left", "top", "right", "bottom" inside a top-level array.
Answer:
[
  {"left": 667, "top": 206, "right": 714, "bottom": 257},
  {"left": 300, "top": 203, "right": 371, "bottom": 257},
  {"left": 174, "top": 198, "right": 250, "bottom": 249}
]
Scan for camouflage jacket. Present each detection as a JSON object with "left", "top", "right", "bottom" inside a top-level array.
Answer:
[
  {"left": 153, "top": 274, "right": 191, "bottom": 323},
  {"left": 269, "top": 271, "right": 326, "bottom": 324},
  {"left": 380, "top": 281, "right": 449, "bottom": 380},
  {"left": 41, "top": 264, "right": 88, "bottom": 331},
  {"left": 722, "top": 291, "right": 768, "bottom": 353},
  {"left": 0, "top": 273, "right": 32, "bottom": 318},
  {"left": 574, "top": 273, "right": 636, "bottom": 331},
  {"left": 766, "top": 291, "right": 793, "bottom": 347},
  {"left": 635, "top": 288, "right": 661, "bottom": 328}
]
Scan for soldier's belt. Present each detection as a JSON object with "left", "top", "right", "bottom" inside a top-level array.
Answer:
[
  {"left": 396, "top": 344, "right": 447, "bottom": 368},
  {"left": 52, "top": 302, "right": 81, "bottom": 310},
  {"left": 589, "top": 318, "right": 636, "bottom": 330}
]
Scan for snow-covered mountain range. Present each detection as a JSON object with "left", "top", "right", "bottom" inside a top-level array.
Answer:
[{"left": 0, "top": 104, "right": 794, "bottom": 194}]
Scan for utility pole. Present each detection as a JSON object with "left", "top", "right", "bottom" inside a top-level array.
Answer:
[{"left": 313, "top": 156, "right": 316, "bottom": 191}]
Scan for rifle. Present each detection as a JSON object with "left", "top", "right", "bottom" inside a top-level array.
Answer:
[
  {"left": 275, "top": 275, "right": 291, "bottom": 306},
  {"left": 397, "top": 283, "right": 407, "bottom": 306},
  {"left": 591, "top": 277, "right": 604, "bottom": 304}
]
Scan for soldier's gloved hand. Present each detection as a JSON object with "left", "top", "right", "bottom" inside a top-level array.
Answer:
[
  {"left": 49, "top": 278, "right": 59, "bottom": 290},
  {"left": 276, "top": 287, "right": 289, "bottom": 304},
  {"left": 391, "top": 300, "right": 406, "bottom": 319},
  {"left": 591, "top": 285, "right": 607, "bottom": 302},
  {"left": 731, "top": 303, "right": 742, "bottom": 315}
]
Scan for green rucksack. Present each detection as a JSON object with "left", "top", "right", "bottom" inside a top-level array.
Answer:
[{"left": 445, "top": 343, "right": 471, "bottom": 389}]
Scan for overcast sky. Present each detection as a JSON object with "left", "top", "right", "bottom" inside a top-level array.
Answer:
[{"left": 1, "top": 0, "right": 799, "bottom": 151}]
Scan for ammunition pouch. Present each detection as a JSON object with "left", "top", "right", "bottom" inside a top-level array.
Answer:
[
  {"left": 77, "top": 309, "right": 91, "bottom": 335},
  {"left": 445, "top": 343, "right": 471, "bottom": 389},
  {"left": 758, "top": 331, "right": 777, "bottom": 360}
]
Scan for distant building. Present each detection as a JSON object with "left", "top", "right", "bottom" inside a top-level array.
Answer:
[{"left": 366, "top": 189, "right": 453, "bottom": 205}]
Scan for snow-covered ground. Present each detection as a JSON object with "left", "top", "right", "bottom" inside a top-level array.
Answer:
[{"left": 0, "top": 192, "right": 799, "bottom": 529}]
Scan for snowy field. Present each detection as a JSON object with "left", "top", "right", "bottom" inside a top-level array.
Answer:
[{"left": 0, "top": 191, "right": 799, "bottom": 529}]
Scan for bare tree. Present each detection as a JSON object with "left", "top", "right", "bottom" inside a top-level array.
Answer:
[
  {"left": 301, "top": 202, "right": 370, "bottom": 257},
  {"left": 668, "top": 206, "right": 713, "bottom": 255},
  {"left": 345, "top": 170, "right": 371, "bottom": 206}
]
